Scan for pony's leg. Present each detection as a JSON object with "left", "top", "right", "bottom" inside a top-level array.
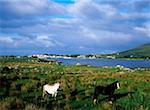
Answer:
[
  {"left": 108, "top": 94, "right": 114, "bottom": 104},
  {"left": 54, "top": 92, "right": 57, "bottom": 97},
  {"left": 93, "top": 95, "right": 98, "bottom": 104},
  {"left": 54, "top": 92, "right": 57, "bottom": 100},
  {"left": 93, "top": 90, "right": 99, "bottom": 104},
  {"left": 93, "top": 99, "right": 97, "bottom": 104},
  {"left": 52, "top": 93, "right": 54, "bottom": 97},
  {"left": 43, "top": 89, "right": 46, "bottom": 98}
]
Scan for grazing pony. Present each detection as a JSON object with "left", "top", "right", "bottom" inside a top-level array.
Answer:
[
  {"left": 93, "top": 81, "right": 120, "bottom": 104},
  {"left": 43, "top": 82, "right": 60, "bottom": 99}
]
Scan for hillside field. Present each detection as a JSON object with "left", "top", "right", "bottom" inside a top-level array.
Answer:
[
  {"left": 116, "top": 43, "right": 150, "bottom": 59},
  {"left": 0, "top": 57, "right": 150, "bottom": 110}
]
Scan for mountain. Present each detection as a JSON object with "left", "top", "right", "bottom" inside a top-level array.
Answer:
[{"left": 116, "top": 43, "right": 150, "bottom": 59}]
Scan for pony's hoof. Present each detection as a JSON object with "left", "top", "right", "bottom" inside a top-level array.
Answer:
[
  {"left": 109, "top": 101, "right": 113, "bottom": 104},
  {"left": 93, "top": 99, "right": 97, "bottom": 104}
]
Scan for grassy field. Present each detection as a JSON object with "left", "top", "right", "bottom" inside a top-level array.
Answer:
[
  {"left": 0, "top": 57, "right": 150, "bottom": 110},
  {"left": 115, "top": 43, "right": 150, "bottom": 59}
]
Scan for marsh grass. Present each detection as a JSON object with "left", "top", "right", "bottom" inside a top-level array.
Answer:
[{"left": 0, "top": 57, "right": 150, "bottom": 110}]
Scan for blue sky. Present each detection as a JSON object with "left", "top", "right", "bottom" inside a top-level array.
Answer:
[
  {"left": 0, "top": 0, "right": 150, "bottom": 55},
  {"left": 51, "top": 0, "right": 75, "bottom": 4}
]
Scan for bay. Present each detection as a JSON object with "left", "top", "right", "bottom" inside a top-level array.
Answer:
[{"left": 47, "top": 58, "right": 150, "bottom": 68}]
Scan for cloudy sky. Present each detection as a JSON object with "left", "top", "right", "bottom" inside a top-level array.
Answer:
[{"left": 0, "top": 0, "right": 150, "bottom": 55}]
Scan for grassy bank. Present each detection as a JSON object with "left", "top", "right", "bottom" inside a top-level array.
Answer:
[{"left": 0, "top": 57, "right": 150, "bottom": 110}]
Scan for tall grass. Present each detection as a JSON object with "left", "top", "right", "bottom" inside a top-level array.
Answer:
[{"left": 0, "top": 57, "right": 150, "bottom": 110}]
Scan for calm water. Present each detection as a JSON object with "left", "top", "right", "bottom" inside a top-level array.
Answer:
[{"left": 48, "top": 58, "right": 150, "bottom": 68}]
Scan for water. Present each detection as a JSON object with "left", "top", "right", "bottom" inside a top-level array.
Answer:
[{"left": 47, "top": 58, "right": 150, "bottom": 68}]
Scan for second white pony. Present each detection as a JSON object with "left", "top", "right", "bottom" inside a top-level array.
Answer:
[{"left": 43, "top": 82, "right": 60, "bottom": 99}]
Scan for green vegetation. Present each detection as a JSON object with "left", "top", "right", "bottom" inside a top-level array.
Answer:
[
  {"left": 0, "top": 57, "right": 150, "bottom": 110},
  {"left": 99, "top": 43, "right": 150, "bottom": 59},
  {"left": 116, "top": 43, "right": 150, "bottom": 59}
]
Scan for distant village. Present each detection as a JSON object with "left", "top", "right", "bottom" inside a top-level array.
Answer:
[
  {"left": 1, "top": 52, "right": 149, "bottom": 60},
  {"left": 28, "top": 54, "right": 117, "bottom": 59}
]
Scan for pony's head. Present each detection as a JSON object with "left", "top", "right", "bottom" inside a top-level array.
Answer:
[
  {"left": 55, "top": 82, "right": 60, "bottom": 88},
  {"left": 111, "top": 81, "right": 120, "bottom": 89},
  {"left": 116, "top": 81, "right": 120, "bottom": 89}
]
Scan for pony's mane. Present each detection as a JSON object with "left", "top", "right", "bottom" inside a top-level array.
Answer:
[
  {"left": 54, "top": 82, "right": 60, "bottom": 86},
  {"left": 44, "top": 82, "right": 60, "bottom": 86}
]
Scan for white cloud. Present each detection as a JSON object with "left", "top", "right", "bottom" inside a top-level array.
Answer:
[
  {"left": 0, "top": 0, "right": 150, "bottom": 55},
  {"left": 69, "top": 0, "right": 117, "bottom": 20},
  {"left": 0, "top": 0, "right": 66, "bottom": 28},
  {"left": 134, "top": 25, "right": 150, "bottom": 37},
  {"left": 35, "top": 35, "right": 63, "bottom": 47},
  {"left": 0, "top": 35, "right": 64, "bottom": 50},
  {"left": 0, "top": 37, "right": 14, "bottom": 44},
  {"left": 2, "top": 0, "right": 65, "bottom": 16}
]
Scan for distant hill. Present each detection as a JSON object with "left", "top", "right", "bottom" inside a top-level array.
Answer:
[{"left": 116, "top": 43, "right": 150, "bottom": 59}]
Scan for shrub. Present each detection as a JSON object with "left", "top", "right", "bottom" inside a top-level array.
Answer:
[{"left": 24, "top": 104, "right": 45, "bottom": 110}]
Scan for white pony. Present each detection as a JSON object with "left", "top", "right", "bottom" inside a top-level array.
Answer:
[{"left": 43, "top": 82, "right": 60, "bottom": 99}]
